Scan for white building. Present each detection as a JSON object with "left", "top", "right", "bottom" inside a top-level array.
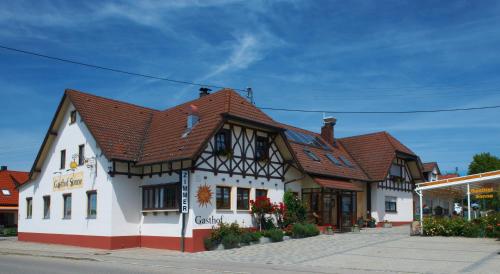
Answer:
[{"left": 19, "top": 88, "right": 425, "bottom": 251}]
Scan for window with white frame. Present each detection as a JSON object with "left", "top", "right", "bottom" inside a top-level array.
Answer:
[{"left": 385, "top": 196, "right": 397, "bottom": 212}]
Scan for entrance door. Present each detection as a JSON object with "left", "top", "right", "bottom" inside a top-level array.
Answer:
[{"left": 341, "top": 193, "right": 353, "bottom": 229}]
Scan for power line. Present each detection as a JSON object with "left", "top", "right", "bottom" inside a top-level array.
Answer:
[
  {"left": 259, "top": 105, "right": 500, "bottom": 114},
  {"left": 0, "top": 44, "right": 246, "bottom": 92}
]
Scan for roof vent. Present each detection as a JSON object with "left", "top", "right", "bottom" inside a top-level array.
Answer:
[
  {"left": 199, "top": 87, "right": 211, "bottom": 97},
  {"left": 0, "top": 166, "right": 7, "bottom": 171}
]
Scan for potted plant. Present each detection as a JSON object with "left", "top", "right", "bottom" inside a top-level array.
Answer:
[
  {"left": 352, "top": 224, "right": 360, "bottom": 232},
  {"left": 367, "top": 217, "right": 376, "bottom": 228},
  {"left": 382, "top": 220, "right": 392, "bottom": 228},
  {"left": 324, "top": 225, "right": 334, "bottom": 235}
]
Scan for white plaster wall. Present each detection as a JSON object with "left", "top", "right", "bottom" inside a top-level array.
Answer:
[
  {"left": 18, "top": 104, "right": 113, "bottom": 236},
  {"left": 370, "top": 183, "right": 414, "bottom": 222}
]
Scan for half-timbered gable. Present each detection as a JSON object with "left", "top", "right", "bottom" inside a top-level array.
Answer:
[
  {"left": 378, "top": 157, "right": 414, "bottom": 192},
  {"left": 195, "top": 122, "right": 287, "bottom": 180}
]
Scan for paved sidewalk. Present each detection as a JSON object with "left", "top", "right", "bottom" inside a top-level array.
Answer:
[{"left": 1, "top": 226, "right": 499, "bottom": 273}]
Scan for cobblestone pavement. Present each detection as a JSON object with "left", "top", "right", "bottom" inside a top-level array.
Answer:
[
  {"left": 1, "top": 226, "right": 499, "bottom": 273},
  {"left": 187, "top": 225, "right": 500, "bottom": 273}
]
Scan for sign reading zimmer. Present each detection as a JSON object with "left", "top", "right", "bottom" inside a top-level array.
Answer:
[
  {"left": 53, "top": 172, "right": 83, "bottom": 191},
  {"left": 181, "top": 170, "right": 189, "bottom": 213}
]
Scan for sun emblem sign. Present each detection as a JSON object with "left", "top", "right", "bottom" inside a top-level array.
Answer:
[{"left": 196, "top": 184, "right": 213, "bottom": 207}]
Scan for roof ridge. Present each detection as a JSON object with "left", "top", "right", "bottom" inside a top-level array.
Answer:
[
  {"left": 338, "top": 131, "right": 386, "bottom": 140},
  {"left": 65, "top": 89, "right": 160, "bottom": 112},
  {"left": 161, "top": 88, "right": 231, "bottom": 112}
]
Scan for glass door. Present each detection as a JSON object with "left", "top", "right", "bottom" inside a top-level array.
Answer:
[{"left": 341, "top": 193, "right": 353, "bottom": 228}]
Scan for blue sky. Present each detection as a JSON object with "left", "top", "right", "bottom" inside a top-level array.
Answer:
[{"left": 1, "top": 0, "right": 499, "bottom": 174}]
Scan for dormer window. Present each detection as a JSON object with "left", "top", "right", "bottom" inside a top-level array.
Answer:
[
  {"left": 304, "top": 149, "right": 320, "bottom": 161},
  {"left": 215, "top": 129, "right": 231, "bottom": 155},
  {"left": 70, "top": 110, "right": 77, "bottom": 124},
  {"left": 255, "top": 136, "right": 269, "bottom": 161}
]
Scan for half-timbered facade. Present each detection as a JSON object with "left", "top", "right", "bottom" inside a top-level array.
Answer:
[
  {"left": 340, "top": 132, "right": 424, "bottom": 225},
  {"left": 18, "top": 87, "right": 425, "bottom": 251}
]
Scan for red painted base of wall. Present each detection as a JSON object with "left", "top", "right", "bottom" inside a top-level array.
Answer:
[
  {"left": 376, "top": 221, "right": 412, "bottom": 228},
  {"left": 18, "top": 229, "right": 213, "bottom": 252}
]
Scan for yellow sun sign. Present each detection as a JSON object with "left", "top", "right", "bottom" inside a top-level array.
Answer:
[{"left": 196, "top": 184, "right": 213, "bottom": 207}]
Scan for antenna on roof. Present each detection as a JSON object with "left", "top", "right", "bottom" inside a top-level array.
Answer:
[{"left": 246, "top": 87, "right": 255, "bottom": 105}]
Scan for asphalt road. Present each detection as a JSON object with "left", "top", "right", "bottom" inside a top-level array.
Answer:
[{"left": 0, "top": 253, "right": 327, "bottom": 274}]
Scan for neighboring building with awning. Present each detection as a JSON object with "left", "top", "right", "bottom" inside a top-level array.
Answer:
[{"left": 415, "top": 170, "right": 500, "bottom": 233}]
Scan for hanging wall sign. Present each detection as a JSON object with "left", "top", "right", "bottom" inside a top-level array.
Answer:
[
  {"left": 180, "top": 170, "right": 189, "bottom": 213},
  {"left": 53, "top": 172, "right": 84, "bottom": 191}
]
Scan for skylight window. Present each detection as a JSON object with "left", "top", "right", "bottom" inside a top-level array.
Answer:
[
  {"left": 304, "top": 149, "right": 320, "bottom": 161},
  {"left": 326, "top": 154, "right": 342, "bottom": 166},
  {"left": 339, "top": 156, "right": 354, "bottom": 168},
  {"left": 285, "top": 129, "right": 329, "bottom": 150},
  {"left": 2, "top": 189, "right": 11, "bottom": 196}
]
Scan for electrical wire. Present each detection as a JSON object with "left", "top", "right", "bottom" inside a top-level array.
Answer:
[
  {"left": 0, "top": 44, "right": 247, "bottom": 92},
  {"left": 259, "top": 105, "right": 500, "bottom": 114},
  {"left": 2, "top": 44, "right": 500, "bottom": 114}
]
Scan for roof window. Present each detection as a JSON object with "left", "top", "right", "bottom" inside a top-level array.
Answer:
[
  {"left": 2, "top": 189, "right": 11, "bottom": 196},
  {"left": 304, "top": 149, "right": 320, "bottom": 161},
  {"left": 339, "top": 156, "right": 354, "bottom": 168},
  {"left": 326, "top": 154, "right": 342, "bottom": 166}
]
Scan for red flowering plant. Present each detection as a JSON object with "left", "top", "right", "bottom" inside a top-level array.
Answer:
[{"left": 250, "top": 196, "right": 283, "bottom": 231}]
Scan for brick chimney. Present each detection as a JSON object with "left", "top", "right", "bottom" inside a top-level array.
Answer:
[{"left": 321, "top": 117, "right": 337, "bottom": 146}]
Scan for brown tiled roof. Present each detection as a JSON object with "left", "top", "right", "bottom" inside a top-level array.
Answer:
[
  {"left": 0, "top": 169, "right": 28, "bottom": 206},
  {"left": 339, "top": 131, "right": 417, "bottom": 181},
  {"left": 312, "top": 177, "right": 365, "bottom": 191},
  {"left": 422, "top": 162, "right": 440, "bottom": 174},
  {"left": 137, "top": 89, "right": 277, "bottom": 165},
  {"left": 67, "top": 89, "right": 277, "bottom": 164},
  {"left": 279, "top": 124, "right": 369, "bottom": 181},
  {"left": 438, "top": 174, "right": 459, "bottom": 180}
]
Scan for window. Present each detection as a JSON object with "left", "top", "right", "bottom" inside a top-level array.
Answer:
[
  {"left": 285, "top": 129, "right": 329, "bottom": 149},
  {"left": 78, "top": 145, "right": 85, "bottom": 166},
  {"left": 339, "top": 156, "right": 353, "bottom": 167},
  {"left": 86, "top": 191, "right": 97, "bottom": 218},
  {"left": 255, "top": 136, "right": 269, "bottom": 160},
  {"left": 2, "top": 189, "right": 11, "bottom": 196},
  {"left": 26, "top": 197, "right": 32, "bottom": 219},
  {"left": 215, "top": 129, "right": 231, "bottom": 153},
  {"left": 63, "top": 194, "right": 72, "bottom": 219},
  {"left": 70, "top": 110, "right": 77, "bottom": 124},
  {"left": 142, "top": 184, "right": 179, "bottom": 210},
  {"left": 236, "top": 188, "right": 250, "bottom": 210},
  {"left": 385, "top": 196, "right": 397, "bottom": 212},
  {"left": 390, "top": 164, "right": 402, "bottom": 177},
  {"left": 326, "top": 153, "right": 341, "bottom": 166},
  {"left": 255, "top": 189, "right": 268, "bottom": 199},
  {"left": 43, "top": 196, "right": 50, "bottom": 219},
  {"left": 60, "top": 149, "right": 66, "bottom": 170},
  {"left": 216, "top": 186, "right": 231, "bottom": 209},
  {"left": 304, "top": 149, "right": 320, "bottom": 161}
]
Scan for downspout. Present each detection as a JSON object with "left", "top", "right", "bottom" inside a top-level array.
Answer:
[{"left": 415, "top": 189, "right": 423, "bottom": 235}]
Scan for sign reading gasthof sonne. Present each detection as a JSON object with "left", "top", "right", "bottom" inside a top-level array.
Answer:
[
  {"left": 53, "top": 172, "right": 84, "bottom": 191},
  {"left": 181, "top": 170, "right": 189, "bottom": 213}
]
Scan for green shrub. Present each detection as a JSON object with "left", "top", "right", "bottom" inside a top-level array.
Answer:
[
  {"left": 240, "top": 232, "right": 253, "bottom": 245},
  {"left": 304, "top": 223, "right": 320, "bottom": 237},
  {"left": 261, "top": 217, "right": 276, "bottom": 230},
  {"left": 1, "top": 228, "right": 17, "bottom": 236},
  {"left": 203, "top": 238, "right": 217, "bottom": 250},
  {"left": 423, "top": 213, "right": 500, "bottom": 238},
  {"left": 266, "top": 229, "right": 284, "bottom": 242},
  {"left": 221, "top": 233, "right": 240, "bottom": 249},
  {"left": 283, "top": 191, "right": 306, "bottom": 227},
  {"left": 209, "top": 222, "right": 242, "bottom": 244},
  {"left": 250, "top": 231, "right": 262, "bottom": 242},
  {"left": 291, "top": 223, "right": 307, "bottom": 238}
]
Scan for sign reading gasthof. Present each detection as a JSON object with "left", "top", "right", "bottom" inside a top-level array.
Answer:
[
  {"left": 180, "top": 170, "right": 189, "bottom": 213},
  {"left": 53, "top": 172, "right": 84, "bottom": 191}
]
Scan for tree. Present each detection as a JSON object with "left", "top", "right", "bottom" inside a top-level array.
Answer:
[{"left": 467, "top": 152, "right": 500, "bottom": 175}]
